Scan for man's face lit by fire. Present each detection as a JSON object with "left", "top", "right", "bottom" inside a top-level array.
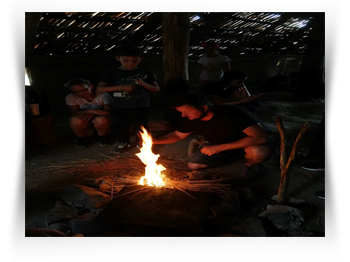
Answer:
[{"left": 175, "top": 105, "right": 209, "bottom": 120}]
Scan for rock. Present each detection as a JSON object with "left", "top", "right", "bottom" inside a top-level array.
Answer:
[
  {"left": 210, "top": 192, "right": 240, "bottom": 217},
  {"left": 56, "top": 184, "right": 111, "bottom": 209},
  {"left": 258, "top": 205, "right": 304, "bottom": 231},
  {"left": 45, "top": 200, "right": 79, "bottom": 226},
  {"left": 48, "top": 222, "right": 70, "bottom": 234},
  {"left": 98, "top": 178, "right": 115, "bottom": 193},
  {"left": 220, "top": 233, "right": 244, "bottom": 237},
  {"left": 188, "top": 171, "right": 204, "bottom": 180},
  {"left": 231, "top": 218, "right": 267, "bottom": 237},
  {"left": 236, "top": 187, "right": 256, "bottom": 206},
  {"left": 271, "top": 195, "right": 306, "bottom": 205},
  {"left": 288, "top": 197, "right": 306, "bottom": 205},
  {"left": 70, "top": 233, "right": 84, "bottom": 237},
  {"left": 68, "top": 213, "right": 110, "bottom": 236}
]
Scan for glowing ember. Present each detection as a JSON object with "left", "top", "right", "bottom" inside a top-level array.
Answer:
[{"left": 136, "top": 126, "right": 166, "bottom": 187}]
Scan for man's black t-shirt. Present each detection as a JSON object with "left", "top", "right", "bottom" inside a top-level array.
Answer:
[
  {"left": 99, "top": 67, "right": 157, "bottom": 108},
  {"left": 177, "top": 106, "right": 260, "bottom": 144}
]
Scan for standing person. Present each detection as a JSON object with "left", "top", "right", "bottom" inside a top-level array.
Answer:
[
  {"left": 200, "top": 70, "right": 262, "bottom": 114},
  {"left": 65, "top": 78, "right": 114, "bottom": 148},
  {"left": 97, "top": 45, "right": 160, "bottom": 154},
  {"left": 301, "top": 115, "right": 325, "bottom": 199},
  {"left": 195, "top": 41, "right": 231, "bottom": 88},
  {"left": 152, "top": 92, "right": 274, "bottom": 177}
]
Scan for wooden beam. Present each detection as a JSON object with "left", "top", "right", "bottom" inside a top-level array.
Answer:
[
  {"left": 26, "top": 12, "right": 42, "bottom": 55},
  {"left": 37, "top": 23, "right": 136, "bottom": 35},
  {"left": 228, "top": 13, "right": 298, "bottom": 54},
  {"left": 41, "top": 12, "right": 147, "bottom": 24},
  {"left": 162, "top": 13, "right": 190, "bottom": 83},
  {"left": 125, "top": 12, "right": 162, "bottom": 45},
  {"left": 190, "top": 13, "right": 235, "bottom": 44}
]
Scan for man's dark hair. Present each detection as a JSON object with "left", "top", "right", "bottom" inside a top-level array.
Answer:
[
  {"left": 115, "top": 45, "right": 142, "bottom": 57},
  {"left": 220, "top": 70, "right": 248, "bottom": 83},
  {"left": 64, "top": 78, "right": 91, "bottom": 89},
  {"left": 170, "top": 91, "right": 213, "bottom": 109}
]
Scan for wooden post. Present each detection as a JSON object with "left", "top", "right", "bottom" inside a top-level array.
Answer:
[
  {"left": 162, "top": 13, "right": 190, "bottom": 84},
  {"left": 26, "top": 12, "right": 42, "bottom": 94},
  {"left": 276, "top": 116, "right": 287, "bottom": 170},
  {"left": 276, "top": 118, "right": 310, "bottom": 204},
  {"left": 295, "top": 13, "right": 325, "bottom": 98},
  {"left": 25, "top": 12, "right": 42, "bottom": 57}
]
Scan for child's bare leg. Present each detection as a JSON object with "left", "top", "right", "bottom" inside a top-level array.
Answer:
[
  {"left": 69, "top": 116, "right": 90, "bottom": 137},
  {"left": 91, "top": 116, "right": 111, "bottom": 136}
]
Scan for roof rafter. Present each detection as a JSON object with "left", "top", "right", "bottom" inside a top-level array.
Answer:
[
  {"left": 41, "top": 12, "right": 148, "bottom": 24},
  {"left": 189, "top": 13, "right": 236, "bottom": 44},
  {"left": 230, "top": 12, "right": 308, "bottom": 53}
]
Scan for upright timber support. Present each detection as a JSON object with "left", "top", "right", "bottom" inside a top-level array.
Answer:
[
  {"left": 295, "top": 13, "right": 325, "bottom": 98},
  {"left": 162, "top": 13, "right": 190, "bottom": 130},
  {"left": 25, "top": 12, "right": 42, "bottom": 58},
  {"left": 25, "top": 12, "right": 42, "bottom": 91},
  {"left": 162, "top": 13, "right": 190, "bottom": 84}
]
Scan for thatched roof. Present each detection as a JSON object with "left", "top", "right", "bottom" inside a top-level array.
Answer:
[{"left": 32, "top": 12, "right": 315, "bottom": 57}]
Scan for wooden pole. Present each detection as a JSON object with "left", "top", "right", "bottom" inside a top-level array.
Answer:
[
  {"left": 277, "top": 120, "right": 310, "bottom": 204},
  {"left": 276, "top": 116, "right": 287, "bottom": 170},
  {"left": 295, "top": 13, "right": 325, "bottom": 98},
  {"left": 25, "top": 12, "right": 42, "bottom": 56},
  {"left": 162, "top": 13, "right": 190, "bottom": 84}
]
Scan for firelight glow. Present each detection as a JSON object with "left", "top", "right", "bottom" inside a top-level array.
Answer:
[{"left": 136, "top": 126, "right": 166, "bottom": 187}]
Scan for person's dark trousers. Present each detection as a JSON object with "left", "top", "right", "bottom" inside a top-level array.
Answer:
[
  {"left": 306, "top": 115, "right": 325, "bottom": 163},
  {"left": 112, "top": 107, "right": 150, "bottom": 143}
]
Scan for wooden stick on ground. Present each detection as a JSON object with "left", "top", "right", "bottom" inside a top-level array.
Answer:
[
  {"left": 277, "top": 121, "right": 310, "bottom": 204},
  {"left": 276, "top": 116, "right": 287, "bottom": 170}
]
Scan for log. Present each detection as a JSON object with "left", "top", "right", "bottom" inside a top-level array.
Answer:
[
  {"left": 276, "top": 116, "right": 287, "bottom": 170},
  {"left": 277, "top": 121, "right": 310, "bottom": 204}
]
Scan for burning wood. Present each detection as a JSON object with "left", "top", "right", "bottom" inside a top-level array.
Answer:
[
  {"left": 135, "top": 126, "right": 166, "bottom": 187},
  {"left": 38, "top": 128, "right": 234, "bottom": 199}
]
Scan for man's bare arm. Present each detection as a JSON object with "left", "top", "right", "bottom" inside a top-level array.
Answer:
[{"left": 153, "top": 130, "right": 192, "bottom": 144}]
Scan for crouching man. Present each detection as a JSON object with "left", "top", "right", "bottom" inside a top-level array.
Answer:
[
  {"left": 65, "top": 78, "right": 114, "bottom": 148},
  {"left": 152, "top": 92, "right": 274, "bottom": 177}
]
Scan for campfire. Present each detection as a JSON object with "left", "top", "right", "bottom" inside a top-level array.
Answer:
[
  {"left": 135, "top": 126, "right": 166, "bottom": 187},
  {"left": 40, "top": 127, "right": 234, "bottom": 200}
]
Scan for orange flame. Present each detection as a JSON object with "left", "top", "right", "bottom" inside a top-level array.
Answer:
[{"left": 136, "top": 126, "right": 166, "bottom": 187}]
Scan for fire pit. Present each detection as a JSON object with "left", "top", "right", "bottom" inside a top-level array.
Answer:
[
  {"left": 97, "top": 185, "right": 216, "bottom": 235},
  {"left": 93, "top": 127, "right": 236, "bottom": 235}
]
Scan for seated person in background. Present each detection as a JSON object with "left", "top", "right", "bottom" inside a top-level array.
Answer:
[
  {"left": 153, "top": 92, "right": 274, "bottom": 177},
  {"left": 200, "top": 70, "right": 262, "bottom": 114},
  {"left": 65, "top": 78, "right": 114, "bottom": 148}
]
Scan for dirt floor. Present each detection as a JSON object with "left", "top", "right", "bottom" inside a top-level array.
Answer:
[{"left": 25, "top": 87, "right": 325, "bottom": 236}]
